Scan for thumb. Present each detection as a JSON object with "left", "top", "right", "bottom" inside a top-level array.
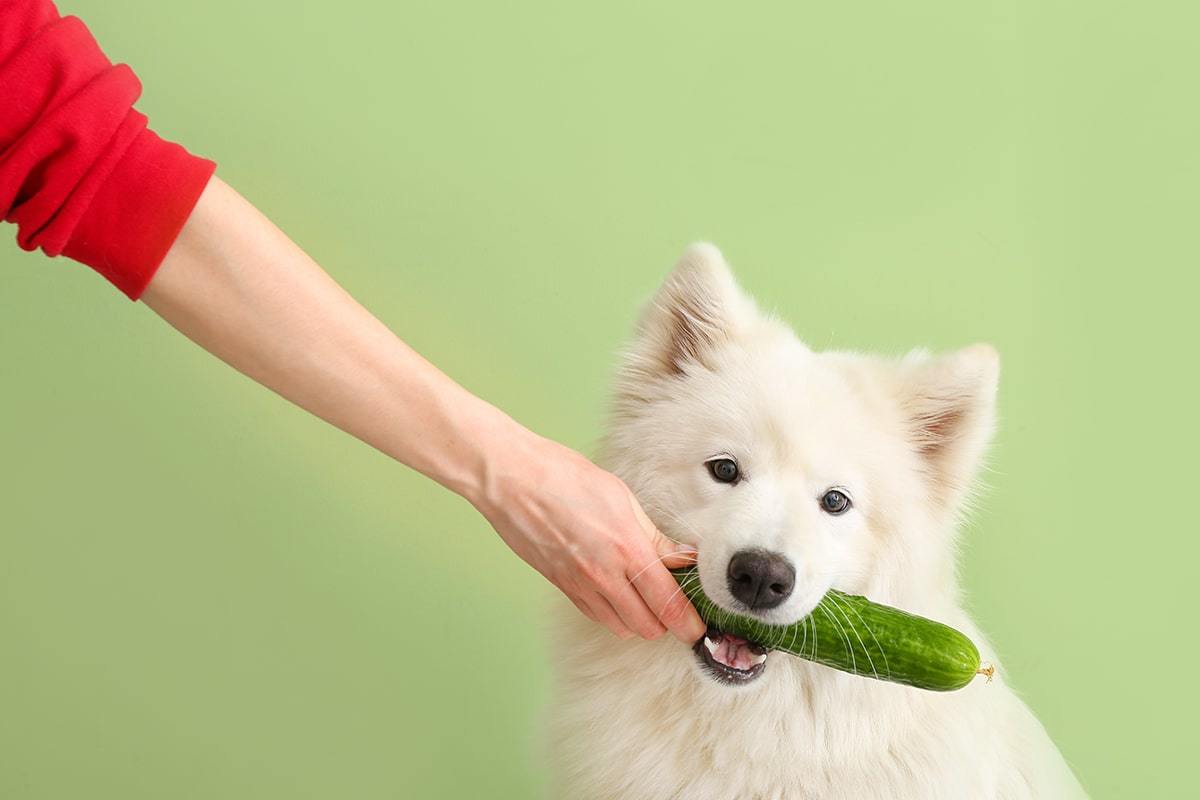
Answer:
[
  {"left": 628, "top": 493, "right": 698, "bottom": 569},
  {"left": 654, "top": 531, "right": 699, "bottom": 569}
]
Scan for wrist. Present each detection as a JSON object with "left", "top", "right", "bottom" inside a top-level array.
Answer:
[
  {"left": 429, "top": 392, "right": 536, "bottom": 514},
  {"left": 457, "top": 409, "right": 544, "bottom": 518}
]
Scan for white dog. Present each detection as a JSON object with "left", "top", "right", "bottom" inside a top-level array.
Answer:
[{"left": 544, "top": 244, "right": 1087, "bottom": 799}]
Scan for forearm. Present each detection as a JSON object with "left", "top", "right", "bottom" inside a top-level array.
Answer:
[{"left": 142, "top": 175, "right": 519, "bottom": 506}]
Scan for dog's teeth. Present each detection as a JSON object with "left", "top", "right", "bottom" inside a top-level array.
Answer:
[
  {"left": 704, "top": 636, "right": 719, "bottom": 655},
  {"left": 750, "top": 651, "right": 767, "bottom": 666}
]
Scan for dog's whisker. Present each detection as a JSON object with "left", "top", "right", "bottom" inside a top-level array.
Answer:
[
  {"left": 786, "top": 608, "right": 803, "bottom": 654},
  {"left": 826, "top": 594, "right": 879, "bottom": 681},
  {"left": 641, "top": 503, "right": 705, "bottom": 544},
  {"left": 810, "top": 609, "right": 818, "bottom": 661},
  {"left": 828, "top": 593, "right": 891, "bottom": 678},
  {"left": 654, "top": 582, "right": 691, "bottom": 621},
  {"left": 626, "top": 552, "right": 679, "bottom": 586},
  {"left": 665, "top": 572, "right": 716, "bottom": 640},
  {"left": 817, "top": 599, "right": 856, "bottom": 676},
  {"left": 668, "top": 573, "right": 703, "bottom": 615}
]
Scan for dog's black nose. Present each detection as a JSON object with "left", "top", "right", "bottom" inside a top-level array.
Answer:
[{"left": 727, "top": 549, "right": 795, "bottom": 610}]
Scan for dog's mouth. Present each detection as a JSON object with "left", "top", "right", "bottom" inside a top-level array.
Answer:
[{"left": 692, "top": 623, "right": 769, "bottom": 685}]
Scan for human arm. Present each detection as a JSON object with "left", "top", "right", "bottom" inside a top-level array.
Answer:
[
  {"left": 0, "top": 0, "right": 704, "bottom": 644},
  {"left": 141, "top": 175, "right": 706, "bottom": 644}
]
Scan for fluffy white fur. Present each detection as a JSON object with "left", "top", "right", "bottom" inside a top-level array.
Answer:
[{"left": 543, "top": 244, "right": 1088, "bottom": 799}]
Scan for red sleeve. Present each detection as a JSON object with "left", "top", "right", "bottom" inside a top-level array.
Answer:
[{"left": 0, "top": 0, "right": 216, "bottom": 300}]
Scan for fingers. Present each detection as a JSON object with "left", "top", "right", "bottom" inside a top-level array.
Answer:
[
  {"left": 578, "top": 568, "right": 702, "bottom": 644},
  {"left": 653, "top": 537, "right": 698, "bottom": 570},
  {"left": 628, "top": 557, "right": 707, "bottom": 645},
  {"left": 568, "top": 594, "right": 599, "bottom": 624},
  {"left": 628, "top": 493, "right": 698, "bottom": 569},
  {"left": 605, "top": 581, "right": 669, "bottom": 641},
  {"left": 572, "top": 591, "right": 635, "bottom": 640},
  {"left": 620, "top": 490, "right": 705, "bottom": 642},
  {"left": 573, "top": 559, "right": 703, "bottom": 644}
]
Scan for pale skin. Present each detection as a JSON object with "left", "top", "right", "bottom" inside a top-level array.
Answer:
[{"left": 141, "top": 175, "right": 706, "bottom": 644}]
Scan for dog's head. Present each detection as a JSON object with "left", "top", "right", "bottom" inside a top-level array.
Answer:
[{"left": 600, "top": 244, "right": 998, "bottom": 686}]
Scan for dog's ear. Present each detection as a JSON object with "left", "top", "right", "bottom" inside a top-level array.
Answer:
[
  {"left": 897, "top": 344, "right": 1000, "bottom": 510},
  {"left": 620, "top": 243, "right": 759, "bottom": 382}
]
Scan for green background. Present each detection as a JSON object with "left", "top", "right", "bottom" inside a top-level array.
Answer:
[{"left": 2, "top": 1, "right": 1195, "bottom": 797}]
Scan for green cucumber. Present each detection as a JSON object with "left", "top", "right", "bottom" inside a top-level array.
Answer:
[{"left": 671, "top": 567, "right": 990, "bottom": 692}]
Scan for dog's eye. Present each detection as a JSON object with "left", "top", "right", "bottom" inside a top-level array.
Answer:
[
  {"left": 820, "top": 489, "right": 852, "bottom": 515},
  {"left": 706, "top": 458, "right": 740, "bottom": 484}
]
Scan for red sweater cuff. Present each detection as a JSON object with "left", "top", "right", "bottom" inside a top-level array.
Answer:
[
  {"left": 0, "top": 4, "right": 216, "bottom": 301},
  {"left": 63, "top": 127, "right": 216, "bottom": 300}
]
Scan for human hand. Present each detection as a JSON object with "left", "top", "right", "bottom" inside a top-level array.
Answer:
[{"left": 469, "top": 430, "right": 706, "bottom": 644}]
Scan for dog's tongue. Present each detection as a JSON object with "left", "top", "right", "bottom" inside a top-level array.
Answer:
[{"left": 710, "top": 633, "right": 758, "bottom": 671}]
